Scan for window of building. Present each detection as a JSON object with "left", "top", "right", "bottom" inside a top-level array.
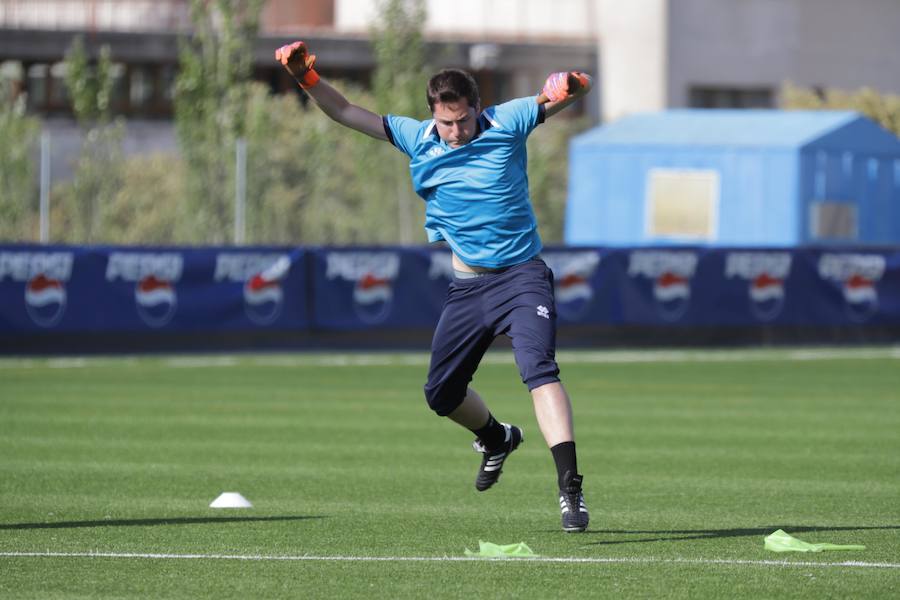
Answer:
[
  {"left": 689, "top": 86, "right": 773, "bottom": 109},
  {"left": 810, "top": 201, "right": 857, "bottom": 240},
  {"left": 48, "top": 62, "right": 69, "bottom": 107},
  {"left": 26, "top": 63, "right": 48, "bottom": 110},
  {"left": 161, "top": 64, "right": 177, "bottom": 103},
  {"left": 129, "top": 65, "right": 153, "bottom": 109},
  {"left": 645, "top": 168, "right": 720, "bottom": 241},
  {"left": 108, "top": 63, "right": 127, "bottom": 111}
]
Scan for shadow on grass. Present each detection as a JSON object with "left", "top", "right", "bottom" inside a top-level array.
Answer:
[
  {"left": 0, "top": 515, "right": 325, "bottom": 531},
  {"left": 575, "top": 524, "right": 900, "bottom": 545}
]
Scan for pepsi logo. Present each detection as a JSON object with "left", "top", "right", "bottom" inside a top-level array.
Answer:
[
  {"left": 1, "top": 251, "right": 74, "bottom": 328},
  {"left": 653, "top": 272, "right": 691, "bottom": 321},
  {"left": 24, "top": 273, "right": 67, "bottom": 328},
  {"left": 818, "top": 253, "right": 884, "bottom": 323},
  {"left": 543, "top": 251, "right": 601, "bottom": 321},
  {"left": 748, "top": 273, "right": 785, "bottom": 321},
  {"left": 842, "top": 274, "right": 878, "bottom": 322},
  {"left": 628, "top": 251, "right": 697, "bottom": 323},
  {"left": 245, "top": 256, "right": 290, "bottom": 326},
  {"left": 555, "top": 273, "right": 592, "bottom": 320},
  {"left": 135, "top": 275, "right": 177, "bottom": 327},
  {"left": 353, "top": 273, "right": 393, "bottom": 324},
  {"left": 725, "top": 252, "right": 791, "bottom": 322},
  {"left": 326, "top": 252, "right": 400, "bottom": 325},
  {"left": 244, "top": 273, "right": 284, "bottom": 325},
  {"left": 214, "top": 253, "right": 292, "bottom": 326}
]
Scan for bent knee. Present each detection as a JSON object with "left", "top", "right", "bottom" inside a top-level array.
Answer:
[{"left": 423, "top": 379, "right": 467, "bottom": 416}]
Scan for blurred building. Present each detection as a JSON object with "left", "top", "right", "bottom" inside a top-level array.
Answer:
[
  {"left": 566, "top": 110, "right": 900, "bottom": 247},
  {"left": 597, "top": 0, "right": 900, "bottom": 122},
  {"left": 4, "top": 0, "right": 900, "bottom": 120},
  {"left": 2, "top": 0, "right": 899, "bottom": 178},
  {"left": 0, "top": 0, "right": 598, "bottom": 119}
]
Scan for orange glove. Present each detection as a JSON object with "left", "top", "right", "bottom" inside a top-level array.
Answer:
[
  {"left": 541, "top": 71, "right": 590, "bottom": 103},
  {"left": 275, "top": 41, "right": 320, "bottom": 89}
]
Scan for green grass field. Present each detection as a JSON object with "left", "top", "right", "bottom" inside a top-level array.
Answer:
[{"left": 1, "top": 348, "right": 899, "bottom": 598}]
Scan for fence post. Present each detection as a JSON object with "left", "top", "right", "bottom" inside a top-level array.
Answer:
[
  {"left": 39, "top": 131, "right": 50, "bottom": 243},
  {"left": 234, "top": 137, "right": 246, "bottom": 245}
]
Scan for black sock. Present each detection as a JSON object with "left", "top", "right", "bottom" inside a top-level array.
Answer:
[
  {"left": 471, "top": 414, "right": 506, "bottom": 450},
  {"left": 551, "top": 441, "right": 578, "bottom": 489}
]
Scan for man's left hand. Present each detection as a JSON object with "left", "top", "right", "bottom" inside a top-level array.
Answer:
[{"left": 541, "top": 71, "right": 591, "bottom": 103}]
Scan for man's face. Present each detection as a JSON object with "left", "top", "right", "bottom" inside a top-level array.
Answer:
[{"left": 432, "top": 98, "right": 479, "bottom": 148}]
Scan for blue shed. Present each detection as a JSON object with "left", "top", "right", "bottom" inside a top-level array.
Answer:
[{"left": 565, "top": 110, "right": 900, "bottom": 247}]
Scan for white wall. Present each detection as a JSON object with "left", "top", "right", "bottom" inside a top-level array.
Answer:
[
  {"left": 0, "top": 0, "right": 190, "bottom": 31},
  {"left": 335, "top": 0, "right": 597, "bottom": 39},
  {"left": 595, "top": 0, "right": 668, "bottom": 122},
  {"left": 667, "top": 0, "right": 900, "bottom": 107},
  {"left": 595, "top": 0, "right": 900, "bottom": 121}
]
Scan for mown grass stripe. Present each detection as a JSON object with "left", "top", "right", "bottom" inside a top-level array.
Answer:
[
  {"left": 1, "top": 346, "right": 899, "bottom": 370},
  {"left": 2, "top": 551, "right": 897, "bottom": 569}
]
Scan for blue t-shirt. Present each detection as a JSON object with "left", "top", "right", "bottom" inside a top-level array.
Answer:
[{"left": 384, "top": 97, "right": 546, "bottom": 269}]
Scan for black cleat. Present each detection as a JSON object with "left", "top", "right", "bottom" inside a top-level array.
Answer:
[
  {"left": 559, "top": 471, "right": 589, "bottom": 532},
  {"left": 472, "top": 423, "right": 523, "bottom": 491}
]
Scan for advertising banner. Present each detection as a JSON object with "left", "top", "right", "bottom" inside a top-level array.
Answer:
[
  {"left": 0, "top": 245, "right": 310, "bottom": 333},
  {"left": 2, "top": 244, "right": 898, "bottom": 335},
  {"left": 309, "top": 246, "right": 451, "bottom": 330}
]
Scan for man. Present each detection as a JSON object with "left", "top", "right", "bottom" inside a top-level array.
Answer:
[{"left": 276, "top": 41, "right": 592, "bottom": 532}]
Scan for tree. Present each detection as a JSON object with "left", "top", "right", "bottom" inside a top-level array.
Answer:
[
  {"left": 369, "top": 0, "right": 430, "bottom": 243},
  {"left": 0, "top": 61, "right": 40, "bottom": 241},
  {"left": 236, "top": 0, "right": 432, "bottom": 245},
  {"left": 175, "top": 0, "right": 265, "bottom": 244},
  {"left": 101, "top": 154, "right": 188, "bottom": 244},
  {"left": 241, "top": 80, "right": 413, "bottom": 244},
  {"left": 52, "top": 36, "right": 125, "bottom": 243},
  {"left": 527, "top": 117, "right": 590, "bottom": 243},
  {"left": 782, "top": 82, "right": 900, "bottom": 136}
]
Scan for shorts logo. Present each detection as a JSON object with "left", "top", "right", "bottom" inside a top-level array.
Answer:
[
  {"left": 725, "top": 252, "right": 791, "bottom": 322},
  {"left": 326, "top": 252, "right": 400, "bottom": 325},
  {"left": 628, "top": 251, "right": 697, "bottom": 322},
  {"left": 0, "top": 251, "right": 74, "bottom": 328},
  {"left": 537, "top": 305, "right": 550, "bottom": 319},
  {"left": 543, "top": 251, "right": 601, "bottom": 321},
  {"left": 106, "top": 252, "right": 183, "bottom": 328},
  {"left": 215, "top": 253, "right": 291, "bottom": 325},
  {"left": 818, "top": 253, "right": 885, "bottom": 322}
]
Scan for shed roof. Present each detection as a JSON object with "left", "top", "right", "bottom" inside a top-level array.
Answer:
[{"left": 572, "top": 110, "right": 900, "bottom": 152}]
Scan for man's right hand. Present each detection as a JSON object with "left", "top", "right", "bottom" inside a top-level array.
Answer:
[{"left": 275, "top": 41, "right": 319, "bottom": 88}]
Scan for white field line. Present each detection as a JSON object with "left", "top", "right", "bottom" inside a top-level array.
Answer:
[
  {"left": 0, "top": 551, "right": 897, "bottom": 569},
  {"left": 2, "top": 347, "right": 900, "bottom": 369}
]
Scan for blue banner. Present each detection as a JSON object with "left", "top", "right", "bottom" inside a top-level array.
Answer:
[
  {"left": 0, "top": 245, "right": 310, "bottom": 333},
  {"left": 309, "top": 246, "right": 451, "bottom": 330},
  {"left": 2, "top": 244, "right": 899, "bottom": 335}
]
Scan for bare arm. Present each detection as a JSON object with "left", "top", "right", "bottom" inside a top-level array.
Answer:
[
  {"left": 538, "top": 72, "right": 593, "bottom": 119},
  {"left": 276, "top": 41, "right": 387, "bottom": 142},
  {"left": 304, "top": 78, "right": 387, "bottom": 141}
]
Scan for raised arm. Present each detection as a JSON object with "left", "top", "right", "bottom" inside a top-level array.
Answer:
[
  {"left": 537, "top": 71, "right": 593, "bottom": 119},
  {"left": 276, "top": 41, "right": 387, "bottom": 141}
]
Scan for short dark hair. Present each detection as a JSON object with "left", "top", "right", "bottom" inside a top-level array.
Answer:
[{"left": 426, "top": 69, "right": 480, "bottom": 112}]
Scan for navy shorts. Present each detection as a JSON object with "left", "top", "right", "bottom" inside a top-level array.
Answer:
[{"left": 423, "top": 257, "right": 561, "bottom": 416}]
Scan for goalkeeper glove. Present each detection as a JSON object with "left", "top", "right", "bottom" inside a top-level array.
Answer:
[
  {"left": 541, "top": 71, "right": 591, "bottom": 103},
  {"left": 275, "top": 41, "right": 320, "bottom": 89}
]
